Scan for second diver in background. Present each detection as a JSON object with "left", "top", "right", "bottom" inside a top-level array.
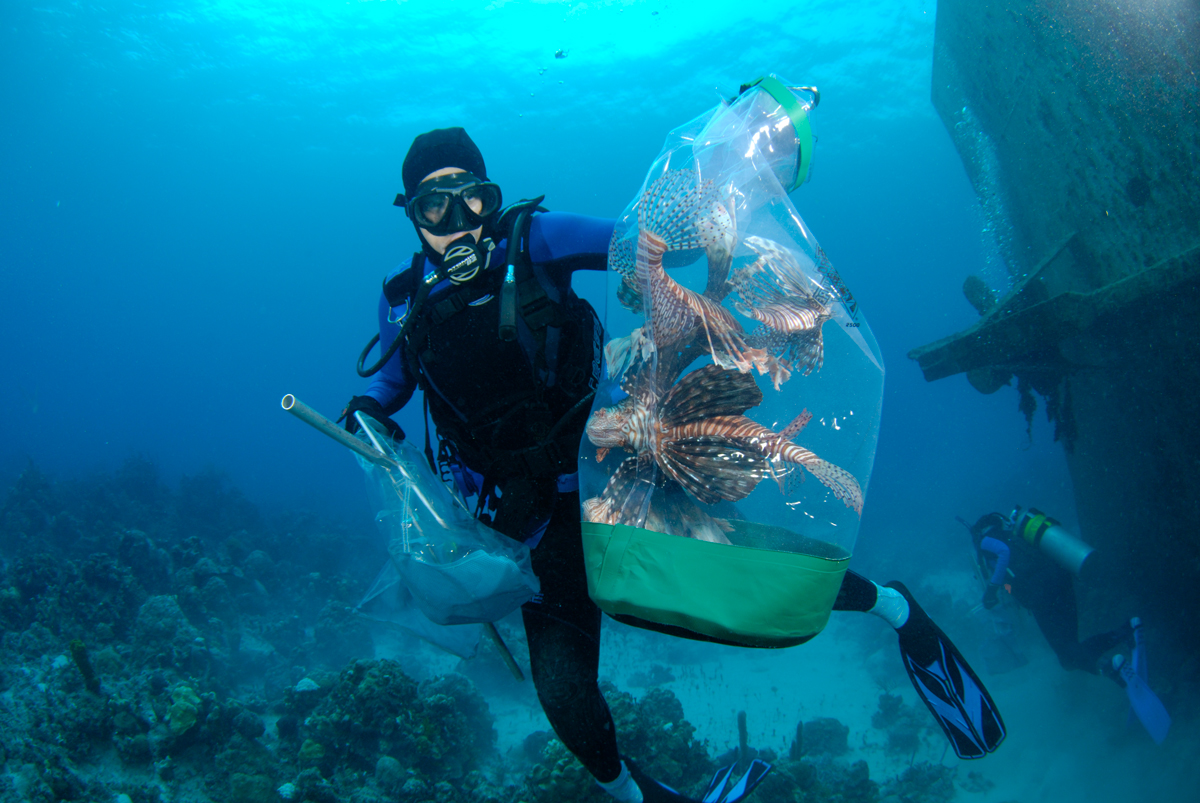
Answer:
[{"left": 967, "top": 508, "right": 1170, "bottom": 743}]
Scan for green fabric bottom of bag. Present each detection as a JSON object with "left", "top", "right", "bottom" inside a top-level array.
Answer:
[{"left": 581, "top": 520, "right": 850, "bottom": 648}]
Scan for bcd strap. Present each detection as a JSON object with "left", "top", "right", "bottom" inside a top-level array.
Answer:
[
  {"left": 499, "top": 197, "right": 546, "bottom": 341},
  {"left": 383, "top": 253, "right": 425, "bottom": 309}
]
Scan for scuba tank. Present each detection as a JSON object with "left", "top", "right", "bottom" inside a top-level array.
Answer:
[{"left": 1011, "top": 506, "right": 1094, "bottom": 575}]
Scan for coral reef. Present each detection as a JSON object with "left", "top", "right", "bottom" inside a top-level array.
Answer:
[
  {"left": 871, "top": 693, "right": 927, "bottom": 756},
  {"left": 521, "top": 683, "right": 713, "bottom": 803},
  {"left": 0, "top": 459, "right": 968, "bottom": 803}
]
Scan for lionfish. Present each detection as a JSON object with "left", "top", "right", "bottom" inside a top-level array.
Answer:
[
  {"left": 730, "top": 236, "right": 833, "bottom": 390},
  {"left": 618, "top": 170, "right": 770, "bottom": 376},
  {"left": 584, "top": 364, "right": 864, "bottom": 525}
]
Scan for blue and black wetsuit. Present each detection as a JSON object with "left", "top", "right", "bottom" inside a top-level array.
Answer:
[
  {"left": 365, "top": 210, "right": 626, "bottom": 782},
  {"left": 971, "top": 514, "right": 1129, "bottom": 673}
]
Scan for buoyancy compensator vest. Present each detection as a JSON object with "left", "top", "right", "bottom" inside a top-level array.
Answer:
[{"left": 380, "top": 199, "right": 603, "bottom": 521}]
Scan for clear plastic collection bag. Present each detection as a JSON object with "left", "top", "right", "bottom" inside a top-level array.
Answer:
[
  {"left": 354, "top": 420, "right": 539, "bottom": 628},
  {"left": 578, "top": 76, "right": 885, "bottom": 646}
]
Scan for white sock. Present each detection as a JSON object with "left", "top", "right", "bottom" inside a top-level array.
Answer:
[
  {"left": 869, "top": 583, "right": 910, "bottom": 629},
  {"left": 597, "top": 761, "right": 644, "bottom": 803}
]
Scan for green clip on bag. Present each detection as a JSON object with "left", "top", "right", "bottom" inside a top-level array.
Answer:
[{"left": 579, "top": 75, "right": 884, "bottom": 648}]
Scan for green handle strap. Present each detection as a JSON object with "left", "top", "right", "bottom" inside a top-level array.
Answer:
[{"left": 746, "top": 75, "right": 815, "bottom": 192}]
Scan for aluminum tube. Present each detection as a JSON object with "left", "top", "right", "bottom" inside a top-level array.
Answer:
[
  {"left": 1040, "top": 525, "right": 1095, "bottom": 576},
  {"left": 281, "top": 394, "right": 397, "bottom": 469}
]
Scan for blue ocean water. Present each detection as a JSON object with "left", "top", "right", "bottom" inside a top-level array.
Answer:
[
  {"left": 0, "top": 0, "right": 1071, "bottom": 532},
  {"left": 11, "top": 2, "right": 1185, "bottom": 802}
]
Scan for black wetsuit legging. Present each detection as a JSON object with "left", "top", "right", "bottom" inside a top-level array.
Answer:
[
  {"left": 1009, "top": 553, "right": 1128, "bottom": 673},
  {"left": 521, "top": 497, "right": 881, "bottom": 785}
]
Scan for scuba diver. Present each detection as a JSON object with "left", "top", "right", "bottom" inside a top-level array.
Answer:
[
  {"left": 341, "top": 127, "right": 1005, "bottom": 803},
  {"left": 967, "top": 508, "right": 1170, "bottom": 743}
]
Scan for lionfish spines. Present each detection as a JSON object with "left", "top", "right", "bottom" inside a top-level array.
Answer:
[
  {"left": 637, "top": 170, "right": 723, "bottom": 252},
  {"left": 659, "top": 364, "right": 763, "bottom": 429},
  {"left": 607, "top": 233, "right": 643, "bottom": 311}
]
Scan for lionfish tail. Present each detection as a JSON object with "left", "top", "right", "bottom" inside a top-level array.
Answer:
[
  {"left": 637, "top": 170, "right": 732, "bottom": 252},
  {"left": 583, "top": 495, "right": 617, "bottom": 524},
  {"left": 802, "top": 458, "right": 864, "bottom": 516}
]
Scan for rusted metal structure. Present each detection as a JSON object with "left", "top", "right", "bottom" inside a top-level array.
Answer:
[{"left": 911, "top": 1, "right": 1200, "bottom": 671}]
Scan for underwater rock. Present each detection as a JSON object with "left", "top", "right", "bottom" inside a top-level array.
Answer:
[
  {"left": 230, "top": 772, "right": 276, "bottom": 803},
  {"left": 525, "top": 739, "right": 602, "bottom": 803},
  {"left": 301, "top": 659, "right": 496, "bottom": 781},
  {"left": 233, "top": 708, "right": 266, "bottom": 740},
  {"left": 201, "top": 575, "right": 236, "bottom": 618},
  {"left": 871, "top": 693, "right": 925, "bottom": 755},
  {"left": 524, "top": 683, "right": 712, "bottom": 802},
  {"left": 167, "top": 685, "right": 201, "bottom": 736},
  {"left": 118, "top": 529, "right": 171, "bottom": 594},
  {"left": 243, "top": 549, "right": 276, "bottom": 583},
  {"left": 881, "top": 762, "right": 956, "bottom": 803},
  {"left": 626, "top": 663, "right": 675, "bottom": 688},
  {"left": 522, "top": 730, "right": 555, "bottom": 763},
  {"left": 798, "top": 717, "right": 849, "bottom": 757},
  {"left": 136, "top": 595, "right": 200, "bottom": 651},
  {"left": 294, "top": 677, "right": 320, "bottom": 693},
  {"left": 958, "top": 769, "right": 995, "bottom": 794},
  {"left": 374, "top": 754, "right": 404, "bottom": 794}
]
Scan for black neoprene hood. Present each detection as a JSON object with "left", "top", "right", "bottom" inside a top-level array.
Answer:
[{"left": 402, "top": 127, "right": 488, "bottom": 197}]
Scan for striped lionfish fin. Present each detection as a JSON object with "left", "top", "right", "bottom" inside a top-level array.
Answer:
[
  {"left": 658, "top": 436, "right": 767, "bottom": 505},
  {"left": 800, "top": 457, "right": 864, "bottom": 515},
  {"left": 659, "top": 364, "right": 763, "bottom": 429},
  {"left": 637, "top": 170, "right": 726, "bottom": 252},
  {"left": 777, "top": 408, "right": 812, "bottom": 442},
  {"left": 608, "top": 232, "right": 643, "bottom": 311},
  {"left": 584, "top": 455, "right": 658, "bottom": 527}
]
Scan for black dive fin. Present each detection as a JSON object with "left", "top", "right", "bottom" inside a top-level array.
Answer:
[{"left": 887, "top": 581, "right": 1007, "bottom": 759}]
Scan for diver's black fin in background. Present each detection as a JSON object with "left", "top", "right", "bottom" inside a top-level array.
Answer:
[{"left": 887, "top": 581, "right": 1007, "bottom": 759}]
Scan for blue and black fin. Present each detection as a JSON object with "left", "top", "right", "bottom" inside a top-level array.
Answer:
[
  {"left": 626, "top": 758, "right": 771, "bottom": 803},
  {"left": 1112, "top": 619, "right": 1170, "bottom": 744},
  {"left": 702, "top": 760, "right": 771, "bottom": 803},
  {"left": 887, "top": 581, "right": 1007, "bottom": 759}
]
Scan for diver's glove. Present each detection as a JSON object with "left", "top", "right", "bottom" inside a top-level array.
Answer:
[
  {"left": 982, "top": 584, "right": 1001, "bottom": 610},
  {"left": 339, "top": 395, "right": 405, "bottom": 440}
]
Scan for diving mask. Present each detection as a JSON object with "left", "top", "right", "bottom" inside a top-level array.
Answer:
[{"left": 395, "top": 172, "right": 503, "bottom": 236}]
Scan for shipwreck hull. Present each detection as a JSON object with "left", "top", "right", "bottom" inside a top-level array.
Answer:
[{"left": 914, "top": 0, "right": 1200, "bottom": 672}]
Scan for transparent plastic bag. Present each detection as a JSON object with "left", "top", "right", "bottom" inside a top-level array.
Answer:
[
  {"left": 578, "top": 76, "right": 884, "bottom": 646},
  {"left": 356, "top": 423, "right": 540, "bottom": 627}
]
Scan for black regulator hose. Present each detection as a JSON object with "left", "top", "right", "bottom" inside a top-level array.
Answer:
[{"left": 356, "top": 266, "right": 441, "bottom": 377}]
